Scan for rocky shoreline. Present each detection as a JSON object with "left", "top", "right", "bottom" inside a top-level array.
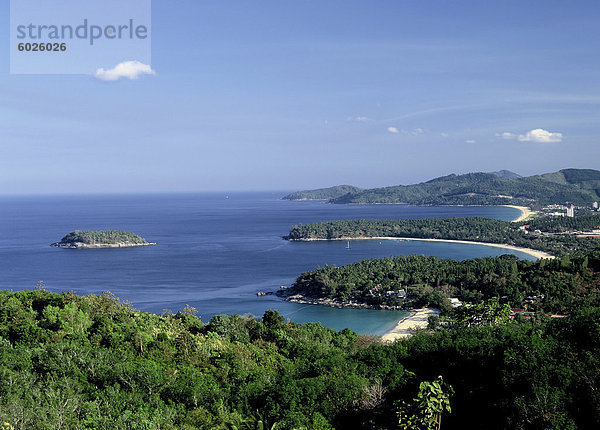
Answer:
[
  {"left": 51, "top": 241, "right": 156, "bottom": 249},
  {"left": 283, "top": 293, "right": 405, "bottom": 311}
]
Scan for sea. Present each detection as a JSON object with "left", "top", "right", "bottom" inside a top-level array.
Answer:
[{"left": 0, "top": 192, "right": 531, "bottom": 335}]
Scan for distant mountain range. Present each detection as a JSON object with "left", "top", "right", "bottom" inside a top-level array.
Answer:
[{"left": 282, "top": 169, "right": 600, "bottom": 206}]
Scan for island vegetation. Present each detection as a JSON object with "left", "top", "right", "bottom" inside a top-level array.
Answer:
[
  {"left": 286, "top": 216, "right": 600, "bottom": 256},
  {"left": 51, "top": 230, "right": 153, "bottom": 249},
  {"left": 283, "top": 168, "right": 600, "bottom": 206},
  {"left": 283, "top": 252, "right": 600, "bottom": 315},
  {"left": 1, "top": 286, "right": 600, "bottom": 429}
]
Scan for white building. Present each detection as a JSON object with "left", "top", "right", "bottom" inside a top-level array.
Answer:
[{"left": 566, "top": 205, "right": 575, "bottom": 218}]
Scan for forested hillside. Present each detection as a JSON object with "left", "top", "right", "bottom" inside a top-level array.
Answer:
[
  {"left": 283, "top": 185, "right": 364, "bottom": 201},
  {"left": 283, "top": 169, "right": 600, "bottom": 206},
  {"left": 1, "top": 288, "right": 600, "bottom": 429},
  {"left": 287, "top": 252, "right": 600, "bottom": 314},
  {"left": 287, "top": 217, "right": 600, "bottom": 256}
]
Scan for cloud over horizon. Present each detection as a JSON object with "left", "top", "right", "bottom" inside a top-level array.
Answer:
[
  {"left": 518, "top": 129, "right": 563, "bottom": 143},
  {"left": 496, "top": 129, "right": 563, "bottom": 143},
  {"left": 387, "top": 126, "right": 399, "bottom": 134},
  {"left": 94, "top": 61, "right": 156, "bottom": 82}
]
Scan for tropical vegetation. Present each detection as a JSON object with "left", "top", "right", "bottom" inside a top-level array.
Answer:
[
  {"left": 56, "top": 230, "right": 149, "bottom": 245},
  {"left": 287, "top": 216, "right": 600, "bottom": 256},
  {"left": 286, "top": 252, "right": 600, "bottom": 314},
  {"left": 1, "top": 286, "right": 600, "bottom": 429}
]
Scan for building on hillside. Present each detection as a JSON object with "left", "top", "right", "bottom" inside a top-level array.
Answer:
[{"left": 566, "top": 205, "right": 575, "bottom": 217}]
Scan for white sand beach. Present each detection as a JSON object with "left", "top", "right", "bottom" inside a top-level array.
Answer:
[
  {"left": 504, "top": 205, "right": 537, "bottom": 223},
  {"left": 367, "top": 237, "right": 554, "bottom": 260},
  {"left": 382, "top": 308, "right": 440, "bottom": 342},
  {"left": 298, "top": 234, "right": 554, "bottom": 260}
]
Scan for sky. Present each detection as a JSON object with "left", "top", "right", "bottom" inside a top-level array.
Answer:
[{"left": 1, "top": 0, "right": 599, "bottom": 194}]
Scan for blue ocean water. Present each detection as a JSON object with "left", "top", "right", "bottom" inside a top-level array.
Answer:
[{"left": 0, "top": 193, "right": 528, "bottom": 335}]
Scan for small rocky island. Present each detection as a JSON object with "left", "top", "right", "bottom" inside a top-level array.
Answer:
[{"left": 51, "top": 230, "right": 155, "bottom": 249}]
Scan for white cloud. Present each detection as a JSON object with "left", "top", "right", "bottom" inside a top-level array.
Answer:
[
  {"left": 347, "top": 116, "right": 371, "bottom": 122},
  {"left": 411, "top": 128, "right": 424, "bottom": 135},
  {"left": 94, "top": 61, "right": 156, "bottom": 82},
  {"left": 518, "top": 128, "right": 563, "bottom": 143},
  {"left": 440, "top": 132, "right": 449, "bottom": 137},
  {"left": 466, "top": 139, "right": 476, "bottom": 144},
  {"left": 387, "top": 127, "right": 399, "bottom": 134},
  {"left": 495, "top": 132, "right": 517, "bottom": 140}
]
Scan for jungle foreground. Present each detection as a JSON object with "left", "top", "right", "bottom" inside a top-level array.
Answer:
[{"left": 1, "top": 251, "right": 600, "bottom": 430}]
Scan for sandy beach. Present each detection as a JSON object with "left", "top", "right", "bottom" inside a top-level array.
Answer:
[
  {"left": 381, "top": 308, "right": 440, "bottom": 342},
  {"left": 368, "top": 237, "right": 554, "bottom": 259},
  {"left": 504, "top": 205, "right": 537, "bottom": 223},
  {"left": 298, "top": 236, "right": 554, "bottom": 259}
]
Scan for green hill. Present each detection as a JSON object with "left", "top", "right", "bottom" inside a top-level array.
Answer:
[
  {"left": 2, "top": 263, "right": 600, "bottom": 429},
  {"left": 533, "top": 168, "right": 600, "bottom": 197},
  {"left": 284, "top": 169, "right": 600, "bottom": 206},
  {"left": 282, "top": 185, "right": 363, "bottom": 200}
]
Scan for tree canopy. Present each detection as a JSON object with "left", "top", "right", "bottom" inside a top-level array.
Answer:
[
  {"left": 57, "top": 230, "right": 148, "bottom": 245},
  {"left": 1, "top": 287, "right": 600, "bottom": 429}
]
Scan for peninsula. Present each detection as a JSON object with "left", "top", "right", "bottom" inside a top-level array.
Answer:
[
  {"left": 283, "top": 168, "right": 600, "bottom": 206},
  {"left": 51, "top": 230, "right": 155, "bottom": 249},
  {"left": 286, "top": 215, "right": 600, "bottom": 257},
  {"left": 281, "top": 251, "right": 600, "bottom": 317}
]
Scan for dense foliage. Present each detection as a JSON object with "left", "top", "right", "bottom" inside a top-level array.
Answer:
[
  {"left": 284, "top": 169, "right": 600, "bottom": 206},
  {"left": 283, "top": 185, "right": 364, "bottom": 201},
  {"left": 525, "top": 214, "right": 600, "bottom": 233},
  {"left": 288, "top": 252, "right": 600, "bottom": 314},
  {"left": 535, "top": 168, "right": 600, "bottom": 195},
  {"left": 287, "top": 217, "right": 600, "bottom": 256},
  {"left": 58, "top": 230, "right": 148, "bottom": 245},
  {"left": 1, "top": 288, "right": 600, "bottom": 429}
]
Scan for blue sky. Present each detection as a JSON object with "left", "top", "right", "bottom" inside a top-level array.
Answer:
[{"left": 1, "top": 0, "right": 599, "bottom": 194}]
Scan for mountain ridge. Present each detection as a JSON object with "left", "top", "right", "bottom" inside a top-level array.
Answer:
[{"left": 282, "top": 168, "right": 600, "bottom": 206}]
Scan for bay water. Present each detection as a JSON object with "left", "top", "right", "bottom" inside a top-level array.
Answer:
[{"left": 0, "top": 193, "right": 528, "bottom": 335}]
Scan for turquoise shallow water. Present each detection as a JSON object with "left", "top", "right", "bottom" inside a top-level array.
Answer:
[{"left": 0, "top": 193, "right": 528, "bottom": 335}]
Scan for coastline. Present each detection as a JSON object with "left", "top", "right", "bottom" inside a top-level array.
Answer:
[
  {"left": 283, "top": 294, "right": 403, "bottom": 310},
  {"left": 381, "top": 307, "right": 440, "bottom": 342},
  {"left": 503, "top": 205, "right": 537, "bottom": 223},
  {"left": 377, "top": 237, "right": 554, "bottom": 260},
  {"left": 293, "top": 237, "right": 554, "bottom": 259},
  {"left": 51, "top": 242, "right": 156, "bottom": 249}
]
